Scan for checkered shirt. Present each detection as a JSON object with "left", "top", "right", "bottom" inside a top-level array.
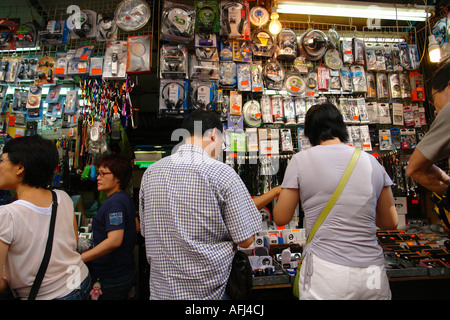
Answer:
[{"left": 139, "top": 144, "right": 261, "bottom": 300}]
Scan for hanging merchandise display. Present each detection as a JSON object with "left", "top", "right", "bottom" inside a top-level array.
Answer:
[
  {"left": 242, "top": 99, "right": 262, "bottom": 127},
  {"left": 115, "top": 0, "right": 151, "bottom": 31},
  {"left": 161, "top": 1, "right": 195, "bottom": 43}
]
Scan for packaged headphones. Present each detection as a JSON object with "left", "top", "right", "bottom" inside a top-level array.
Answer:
[
  {"left": 0, "top": 19, "right": 19, "bottom": 50},
  {"left": 194, "top": 0, "right": 220, "bottom": 34},
  {"left": 161, "top": 1, "right": 195, "bottom": 43},
  {"left": 242, "top": 100, "right": 262, "bottom": 127},
  {"left": 68, "top": 10, "right": 97, "bottom": 39},
  {"left": 160, "top": 79, "right": 188, "bottom": 116},
  {"left": 190, "top": 80, "right": 217, "bottom": 110},
  {"left": 14, "top": 22, "right": 38, "bottom": 48},
  {"left": 251, "top": 29, "right": 274, "bottom": 57},
  {"left": 276, "top": 28, "right": 297, "bottom": 61},
  {"left": 262, "top": 59, "right": 285, "bottom": 90},
  {"left": 160, "top": 45, "right": 188, "bottom": 79},
  {"left": 127, "top": 34, "right": 151, "bottom": 74},
  {"left": 38, "top": 20, "right": 69, "bottom": 45},
  {"left": 220, "top": 0, "right": 250, "bottom": 39},
  {"left": 96, "top": 13, "right": 118, "bottom": 41},
  {"left": 298, "top": 29, "right": 328, "bottom": 61},
  {"left": 249, "top": 6, "right": 269, "bottom": 27}
]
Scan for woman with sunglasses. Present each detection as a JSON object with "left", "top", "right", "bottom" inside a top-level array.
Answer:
[{"left": 81, "top": 154, "right": 137, "bottom": 300}]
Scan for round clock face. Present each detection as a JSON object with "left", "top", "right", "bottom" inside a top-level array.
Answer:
[{"left": 115, "top": 0, "right": 151, "bottom": 31}]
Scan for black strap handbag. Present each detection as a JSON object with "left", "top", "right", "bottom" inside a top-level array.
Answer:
[
  {"left": 28, "top": 190, "right": 58, "bottom": 300},
  {"left": 226, "top": 249, "right": 253, "bottom": 300}
]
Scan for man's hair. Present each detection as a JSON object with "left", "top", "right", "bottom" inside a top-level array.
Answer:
[
  {"left": 304, "top": 103, "right": 349, "bottom": 146},
  {"left": 97, "top": 154, "right": 133, "bottom": 190},
  {"left": 3, "top": 135, "right": 58, "bottom": 188},
  {"left": 181, "top": 110, "right": 223, "bottom": 136},
  {"left": 431, "top": 62, "right": 450, "bottom": 92}
]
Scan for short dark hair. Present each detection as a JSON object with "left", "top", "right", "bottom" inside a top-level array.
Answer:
[
  {"left": 431, "top": 62, "right": 450, "bottom": 92},
  {"left": 3, "top": 135, "right": 58, "bottom": 188},
  {"left": 97, "top": 154, "right": 132, "bottom": 190},
  {"left": 304, "top": 103, "right": 349, "bottom": 146},
  {"left": 181, "top": 110, "right": 223, "bottom": 136}
]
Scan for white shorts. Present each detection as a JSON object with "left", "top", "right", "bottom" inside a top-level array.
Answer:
[{"left": 298, "top": 253, "right": 391, "bottom": 300}]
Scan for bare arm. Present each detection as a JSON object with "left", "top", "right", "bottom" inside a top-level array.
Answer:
[
  {"left": 376, "top": 186, "right": 398, "bottom": 230},
  {"left": 0, "top": 241, "right": 9, "bottom": 293},
  {"left": 406, "top": 149, "right": 450, "bottom": 195},
  {"left": 253, "top": 186, "right": 281, "bottom": 210},
  {"left": 273, "top": 188, "right": 300, "bottom": 226},
  {"left": 81, "top": 229, "right": 124, "bottom": 263}
]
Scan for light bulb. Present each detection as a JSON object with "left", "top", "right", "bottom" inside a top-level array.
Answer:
[
  {"left": 428, "top": 35, "right": 441, "bottom": 63},
  {"left": 269, "top": 9, "right": 282, "bottom": 35}
]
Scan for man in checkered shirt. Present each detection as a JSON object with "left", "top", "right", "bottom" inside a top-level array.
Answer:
[{"left": 139, "top": 110, "right": 262, "bottom": 300}]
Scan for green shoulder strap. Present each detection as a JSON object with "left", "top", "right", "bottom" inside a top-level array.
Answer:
[{"left": 306, "top": 148, "right": 361, "bottom": 245}]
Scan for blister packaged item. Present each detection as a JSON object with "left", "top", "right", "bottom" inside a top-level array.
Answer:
[
  {"left": 295, "top": 97, "right": 306, "bottom": 124},
  {"left": 293, "top": 56, "right": 313, "bottom": 74},
  {"left": 190, "top": 54, "right": 219, "bottom": 80},
  {"left": 356, "top": 97, "right": 369, "bottom": 123},
  {"left": 14, "top": 22, "right": 38, "bottom": 49},
  {"left": 219, "top": 61, "right": 237, "bottom": 87},
  {"left": 103, "top": 41, "right": 127, "bottom": 79},
  {"left": 161, "top": 1, "right": 195, "bottom": 43},
  {"left": 38, "top": 20, "right": 69, "bottom": 46},
  {"left": 242, "top": 100, "right": 262, "bottom": 127},
  {"left": 45, "top": 84, "right": 61, "bottom": 104},
  {"left": 18, "top": 56, "right": 39, "bottom": 82},
  {"left": 338, "top": 97, "right": 351, "bottom": 123},
  {"left": 317, "top": 66, "right": 330, "bottom": 91},
  {"left": 2, "top": 57, "right": 21, "bottom": 83},
  {"left": 220, "top": 0, "right": 250, "bottom": 39},
  {"left": 160, "top": 45, "right": 188, "bottom": 79},
  {"left": 379, "top": 129, "right": 393, "bottom": 151},
  {"left": 73, "top": 45, "right": 94, "bottom": 61},
  {"left": 391, "top": 43, "right": 403, "bottom": 72},
  {"left": 127, "top": 34, "right": 151, "bottom": 73},
  {"left": 409, "top": 71, "right": 425, "bottom": 102},
  {"left": 260, "top": 95, "right": 272, "bottom": 124},
  {"left": 392, "top": 102, "right": 404, "bottom": 125},
  {"left": 34, "top": 56, "right": 55, "bottom": 85},
  {"left": 399, "top": 72, "right": 411, "bottom": 98},
  {"left": 340, "top": 66, "right": 352, "bottom": 92},
  {"left": 376, "top": 72, "right": 389, "bottom": 99},
  {"left": 400, "top": 128, "right": 416, "bottom": 150},
  {"left": 353, "top": 38, "right": 365, "bottom": 65},
  {"left": 96, "top": 13, "right": 118, "bottom": 41},
  {"left": 276, "top": 28, "right": 297, "bottom": 61},
  {"left": 418, "top": 103, "right": 426, "bottom": 126},
  {"left": 54, "top": 50, "right": 73, "bottom": 79},
  {"left": 360, "top": 125, "right": 372, "bottom": 151},
  {"left": 12, "top": 89, "right": 28, "bottom": 113},
  {"left": 366, "top": 72, "right": 376, "bottom": 98},
  {"left": 26, "top": 84, "right": 42, "bottom": 110},
  {"left": 408, "top": 44, "right": 420, "bottom": 70},
  {"left": 47, "top": 96, "right": 64, "bottom": 118},
  {"left": 284, "top": 72, "right": 306, "bottom": 96},
  {"left": 389, "top": 73, "right": 401, "bottom": 99},
  {"left": 365, "top": 101, "right": 379, "bottom": 123},
  {"left": 250, "top": 62, "right": 264, "bottom": 93},
  {"left": 383, "top": 44, "right": 393, "bottom": 72},
  {"left": 67, "top": 60, "right": 89, "bottom": 75},
  {"left": 229, "top": 90, "right": 242, "bottom": 115},
  {"left": 305, "top": 72, "right": 318, "bottom": 96},
  {"left": 190, "top": 80, "right": 217, "bottom": 110},
  {"left": 271, "top": 95, "right": 284, "bottom": 124},
  {"left": 246, "top": 127, "right": 259, "bottom": 152},
  {"left": 349, "top": 126, "right": 362, "bottom": 149},
  {"left": 68, "top": 9, "right": 97, "bottom": 39},
  {"left": 228, "top": 114, "right": 244, "bottom": 132},
  {"left": 232, "top": 40, "right": 252, "bottom": 62},
  {"left": 195, "top": 33, "right": 219, "bottom": 61},
  {"left": 374, "top": 44, "right": 386, "bottom": 71},
  {"left": 263, "top": 59, "right": 285, "bottom": 90},
  {"left": 297, "top": 126, "right": 311, "bottom": 151},
  {"left": 251, "top": 29, "right": 274, "bottom": 57},
  {"left": 378, "top": 102, "right": 391, "bottom": 124},
  {"left": 350, "top": 65, "right": 367, "bottom": 93},
  {"left": 329, "top": 69, "right": 341, "bottom": 91},
  {"left": 281, "top": 129, "right": 293, "bottom": 152},
  {"left": 90, "top": 57, "right": 104, "bottom": 77},
  {"left": 324, "top": 49, "right": 343, "bottom": 70},
  {"left": 403, "top": 103, "right": 415, "bottom": 127},
  {"left": 159, "top": 79, "right": 188, "bottom": 117},
  {"left": 365, "top": 43, "right": 377, "bottom": 71},
  {"left": 219, "top": 39, "right": 233, "bottom": 61},
  {"left": 237, "top": 63, "right": 251, "bottom": 91},
  {"left": 64, "top": 90, "right": 78, "bottom": 115},
  {"left": 194, "top": 0, "right": 220, "bottom": 34},
  {"left": 341, "top": 40, "right": 354, "bottom": 64},
  {"left": 283, "top": 96, "right": 296, "bottom": 125},
  {"left": 229, "top": 132, "right": 247, "bottom": 152},
  {"left": 347, "top": 98, "right": 360, "bottom": 123},
  {"left": 399, "top": 42, "right": 412, "bottom": 70}
]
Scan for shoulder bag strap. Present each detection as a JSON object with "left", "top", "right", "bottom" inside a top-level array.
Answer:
[
  {"left": 306, "top": 148, "right": 361, "bottom": 245},
  {"left": 28, "top": 190, "right": 58, "bottom": 300}
]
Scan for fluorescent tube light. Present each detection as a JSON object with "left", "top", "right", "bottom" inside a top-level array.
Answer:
[{"left": 277, "top": 1, "right": 431, "bottom": 22}]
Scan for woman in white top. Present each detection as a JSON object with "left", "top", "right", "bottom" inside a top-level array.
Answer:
[
  {"left": 0, "top": 135, "right": 90, "bottom": 300},
  {"left": 274, "top": 103, "right": 398, "bottom": 300}
]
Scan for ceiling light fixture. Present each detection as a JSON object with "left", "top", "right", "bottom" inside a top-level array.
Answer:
[
  {"left": 277, "top": 0, "right": 432, "bottom": 22},
  {"left": 269, "top": 6, "right": 282, "bottom": 35}
]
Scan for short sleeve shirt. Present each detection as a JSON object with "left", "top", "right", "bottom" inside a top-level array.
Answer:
[{"left": 139, "top": 144, "right": 261, "bottom": 300}]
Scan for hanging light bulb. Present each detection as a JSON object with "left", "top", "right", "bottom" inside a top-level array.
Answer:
[
  {"left": 269, "top": 7, "right": 282, "bottom": 35},
  {"left": 428, "top": 35, "right": 441, "bottom": 63}
]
